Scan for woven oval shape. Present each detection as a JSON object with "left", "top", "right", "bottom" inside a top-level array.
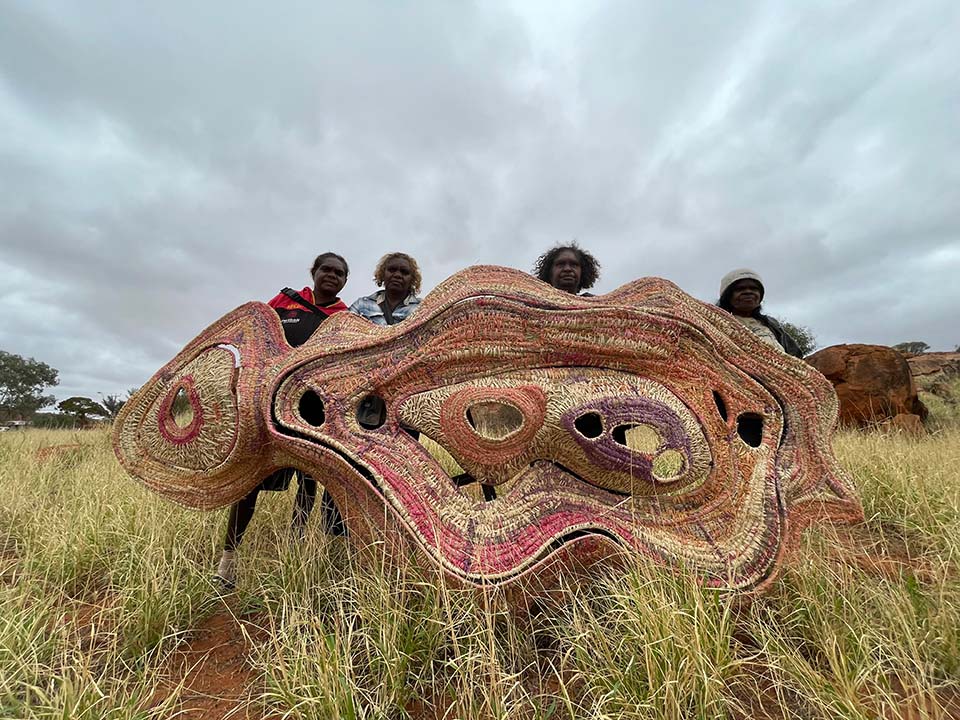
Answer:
[
  {"left": 115, "top": 267, "right": 863, "bottom": 592},
  {"left": 142, "top": 350, "right": 236, "bottom": 469}
]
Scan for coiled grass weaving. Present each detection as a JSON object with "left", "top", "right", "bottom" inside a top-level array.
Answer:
[{"left": 114, "top": 266, "right": 862, "bottom": 592}]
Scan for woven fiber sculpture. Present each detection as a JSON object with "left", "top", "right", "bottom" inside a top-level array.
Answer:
[{"left": 114, "top": 266, "right": 862, "bottom": 592}]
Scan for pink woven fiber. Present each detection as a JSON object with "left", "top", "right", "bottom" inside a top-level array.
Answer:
[{"left": 114, "top": 266, "right": 861, "bottom": 592}]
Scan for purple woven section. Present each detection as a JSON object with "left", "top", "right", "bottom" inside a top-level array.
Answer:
[{"left": 562, "top": 396, "right": 693, "bottom": 476}]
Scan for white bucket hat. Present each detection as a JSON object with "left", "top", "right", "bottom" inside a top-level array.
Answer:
[{"left": 719, "top": 268, "right": 765, "bottom": 300}]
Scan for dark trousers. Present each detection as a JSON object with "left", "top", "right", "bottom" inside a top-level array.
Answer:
[{"left": 223, "top": 473, "right": 345, "bottom": 551}]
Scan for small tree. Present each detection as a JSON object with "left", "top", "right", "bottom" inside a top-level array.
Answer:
[
  {"left": 58, "top": 397, "right": 109, "bottom": 426},
  {"left": 101, "top": 394, "right": 126, "bottom": 418},
  {"left": 775, "top": 319, "right": 817, "bottom": 356},
  {"left": 0, "top": 350, "right": 59, "bottom": 420},
  {"left": 893, "top": 341, "right": 930, "bottom": 355}
]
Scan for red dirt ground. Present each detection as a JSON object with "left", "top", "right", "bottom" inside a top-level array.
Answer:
[{"left": 147, "top": 604, "right": 283, "bottom": 720}]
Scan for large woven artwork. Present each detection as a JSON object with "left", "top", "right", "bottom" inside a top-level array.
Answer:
[{"left": 114, "top": 266, "right": 862, "bottom": 592}]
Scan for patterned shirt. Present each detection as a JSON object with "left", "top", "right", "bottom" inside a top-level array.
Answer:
[{"left": 348, "top": 290, "right": 421, "bottom": 326}]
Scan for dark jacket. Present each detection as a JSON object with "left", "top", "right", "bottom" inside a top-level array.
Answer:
[
  {"left": 717, "top": 290, "right": 805, "bottom": 359},
  {"left": 756, "top": 314, "right": 803, "bottom": 358}
]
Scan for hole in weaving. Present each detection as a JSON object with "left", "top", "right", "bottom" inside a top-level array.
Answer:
[
  {"left": 736, "top": 413, "right": 764, "bottom": 448},
  {"left": 419, "top": 433, "right": 466, "bottom": 477},
  {"left": 171, "top": 387, "right": 193, "bottom": 428},
  {"left": 652, "top": 449, "right": 686, "bottom": 481},
  {"left": 357, "top": 394, "right": 386, "bottom": 430},
  {"left": 452, "top": 474, "right": 498, "bottom": 502},
  {"left": 465, "top": 401, "right": 523, "bottom": 440},
  {"left": 713, "top": 391, "right": 728, "bottom": 422},
  {"left": 612, "top": 423, "right": 661, "bottom": 452},
  {"left": 298, "top": 390, "right": 325, "bottom": 427},
  {"left": 574, "top": 412, "right": 603, "bottom": 439}
]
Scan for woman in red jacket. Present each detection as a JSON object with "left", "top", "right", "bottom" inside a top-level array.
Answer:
[{"left": 215, "top": 252, "right": 349, "bottom": 588}]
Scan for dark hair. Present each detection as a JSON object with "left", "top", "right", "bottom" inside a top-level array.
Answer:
[
  {"left": 533, "top": 244, "right": 601, "bottom": 291},
  {"left": 310, "top": 252, "right": 349, "bottom": 280},
  {"left": 374, "top": 252, "right": 422, "bottom": 295}
]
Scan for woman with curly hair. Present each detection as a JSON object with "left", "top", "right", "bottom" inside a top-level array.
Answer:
[
  {"left": 349, "top": 252, "right": 422, "bottom": 325},
  {"left": 533, "top": 244, "right": 601, "bottom": 295}
]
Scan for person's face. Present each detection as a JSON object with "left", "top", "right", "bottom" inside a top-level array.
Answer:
[
  {"left": 549, "top": 249, "right": 582, "bottom": 293},
  {"left": 383, "top": 257, "right": 413, "bottom": 296},
  {"left": 729, "top": 279, "right": 763, "bottom": 316},
  {"left": 313, "top": 257, "right": 348, "bottom": 302}
]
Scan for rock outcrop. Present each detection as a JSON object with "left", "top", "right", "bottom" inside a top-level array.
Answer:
[
  {"left": 906, "top": 352, "right": 960, "bottom": 379},
  {"left": 807, "top": 344, "right": 927, "bottom": 429}
]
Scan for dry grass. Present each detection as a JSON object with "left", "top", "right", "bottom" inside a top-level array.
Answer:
[{"left": 1, "top": 410, "right": 958, "bottom": 718}]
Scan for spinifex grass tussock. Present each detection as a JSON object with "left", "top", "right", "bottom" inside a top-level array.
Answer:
[
  {"left": 2, "top": 423, "right": 959, "bottom": 719},
  {"left": 551, "top": 567, "right": 742, "bottom": 719},
  {"left": 0, "top": 428, "right": 222, "bottom": 718},
  {"left": 250, "top": 538, "right": 545, "bottom": 718},
  {"left": 740, "top": 426, "right": 960, "bottom": 719}
]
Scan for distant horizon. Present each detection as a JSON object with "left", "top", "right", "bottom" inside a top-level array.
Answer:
[{"left": 18, "top": 313, "right": 960, "bottom": 411}]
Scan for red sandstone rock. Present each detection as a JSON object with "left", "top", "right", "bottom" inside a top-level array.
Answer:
[
  {"left": 906, "top": 352, "right": 960, "bottom": 379},
  {"left": 806, "top": 344, "right": 927, "bottom": 428}
]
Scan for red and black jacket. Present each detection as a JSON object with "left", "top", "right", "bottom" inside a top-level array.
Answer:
[{"left": 268, "top": 286, "right": 348, "bottom": 347}]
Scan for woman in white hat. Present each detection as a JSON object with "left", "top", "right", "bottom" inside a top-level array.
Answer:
[{"left": 717, "top": 269, "right": 803, "bottom": 358}]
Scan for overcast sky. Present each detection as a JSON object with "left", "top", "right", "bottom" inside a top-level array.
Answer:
[{"left": 2, "top": 0, "right": 958, "bottom": 404}]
